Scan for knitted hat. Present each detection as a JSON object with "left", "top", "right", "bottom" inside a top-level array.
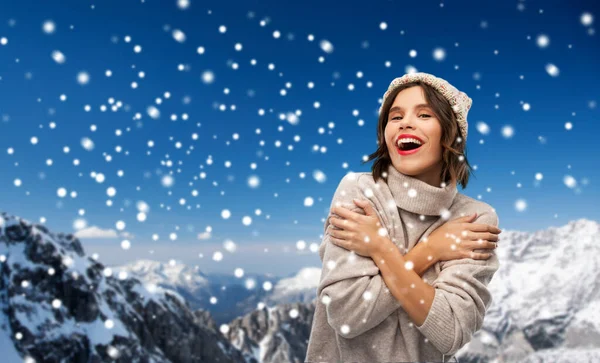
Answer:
[{"left": 379, "top": 72, "right": 472, "bottom": 142}]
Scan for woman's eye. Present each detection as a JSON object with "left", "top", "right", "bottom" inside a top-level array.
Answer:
[{"left": 391, "top": 114, "right": 431, "bottom": 120}]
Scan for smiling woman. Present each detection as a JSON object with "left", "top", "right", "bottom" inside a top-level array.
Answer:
[
  {"left": 378, "top": 76, "right": 474, "bottom": 189},
  {"left": 305, "top": 72, "right": 502, "bottom": 363}
]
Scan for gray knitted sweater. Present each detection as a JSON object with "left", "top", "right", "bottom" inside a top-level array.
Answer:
[{"left": 305, "top": 164, "right": 500, "bottom": 362}]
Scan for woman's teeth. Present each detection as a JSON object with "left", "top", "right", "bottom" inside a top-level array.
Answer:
[{"left": 397, "top": 139, "right": 423, "bottom": 150}]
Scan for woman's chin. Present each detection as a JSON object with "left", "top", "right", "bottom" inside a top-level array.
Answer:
[{"left": 392, "top": 162, "right": 420, "bottom": 176}]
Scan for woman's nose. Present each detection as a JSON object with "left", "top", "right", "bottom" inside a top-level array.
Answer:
[{"left": 399, "top": 115, "right": 417, "bottom": 129}]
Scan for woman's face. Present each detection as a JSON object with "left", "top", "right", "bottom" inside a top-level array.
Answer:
[{"left": 384, "top": 85, "right": 445, "bottom": 187}]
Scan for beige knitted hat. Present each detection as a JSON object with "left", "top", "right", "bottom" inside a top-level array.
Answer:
[{"left": 379, "top": 72, "right": 472, "bottom": 142}]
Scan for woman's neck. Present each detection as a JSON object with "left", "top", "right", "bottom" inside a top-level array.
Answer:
[{"left": 383, "top": 164, "right": 458, "bottom": 216}]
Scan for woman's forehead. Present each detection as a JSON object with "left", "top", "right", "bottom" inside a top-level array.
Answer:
[
  {"left": 391, "top": 88, "right": 429, "bottom": 108},
  {"left": 389, "top": 103, "right": 431, "bottom": 115}
]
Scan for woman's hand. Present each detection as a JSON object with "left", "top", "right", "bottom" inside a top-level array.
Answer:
[
  {"left": 425, "top": 213, "right": 502, "bottom": 262},
  {"left": 327, "top": 199, "right": 387, "bottom": 258}
]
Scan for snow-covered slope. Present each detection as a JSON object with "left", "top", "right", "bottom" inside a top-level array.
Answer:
[
  {"left": 0, "top": 211, "right": 256, "bottom": 363},
  {"left": 224, "top": 218, "right": 600, "bottom": 363},
  {"left": 115, "top": 261, "right": 322, "bottom": 327},
  {"left": 265, "top": 267, "right": 321, "bottom": 304},
  {"left": 116, "top": 259, "right": 291, "bottom": 327},
  {"left": 118, "top": 259, "right": 211, "bottom": 290},
  {"left": 224, "top": 300, "right": 316, "bottom": 363},
  {"left": 6, "top": 209, "right": 596, "bottom": 362},
  {"left": 441, "top": 218, "right": 600, "bottom": 362}
]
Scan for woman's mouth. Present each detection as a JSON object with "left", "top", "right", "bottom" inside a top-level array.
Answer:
[{"left": 396, "top": 141, "right": 424, "bottom": 155}]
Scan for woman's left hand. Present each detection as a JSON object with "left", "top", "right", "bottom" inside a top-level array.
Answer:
[{"left": 327, "top": 199, "right": 388, "bottom": 258}]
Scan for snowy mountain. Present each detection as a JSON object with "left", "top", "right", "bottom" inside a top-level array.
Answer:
[
  {"left": 3, "top": 209, "right": 599, "bottom": 362},
  {"left": 265, "top": 267, "right": 321, "bottom": 305},
  {"left": 110, "top": 262, "right": 322, "bottom": 363},
  {"left": 115, "top": 260, "right": 320, "bottom": 326},
  {"left": 459, "top": 218, "right": 600, "bottom": 362},
  {"left": 223, "top": 218, "right": 600, "bottom": 363},
  {"left": 0, "top": 211, "right": 257, "bottom": 363},
  {"left": 224, "top": 300, "right": 316, "bottom": 363}
]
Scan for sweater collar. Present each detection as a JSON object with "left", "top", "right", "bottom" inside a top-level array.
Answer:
[{"left": 384, "top": 163, "right": 458, "bottom": 216}]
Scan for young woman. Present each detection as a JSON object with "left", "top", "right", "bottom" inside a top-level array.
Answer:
[{"left": 305, "top": 72, "right": 502, "bottom": 363}]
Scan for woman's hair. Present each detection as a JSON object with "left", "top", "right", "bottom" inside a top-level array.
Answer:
[{"left": 361, "top": 81, "right": 475, "bottom": 189}]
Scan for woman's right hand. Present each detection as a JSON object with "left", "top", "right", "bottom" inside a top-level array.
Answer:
[{"left": 425, "top": 213, "right": 502, "bottom": 262}]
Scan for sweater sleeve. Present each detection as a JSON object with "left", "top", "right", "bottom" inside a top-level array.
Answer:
[
  {"left": 415, "top": 210, "right": 501, "bottom": 356},
  {"left": 316, "top": 173, "right": 402, "bottom": 340}
]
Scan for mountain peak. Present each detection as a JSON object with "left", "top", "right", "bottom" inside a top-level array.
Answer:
[{"left": 0, "top": 210, "right": 255, "bottom": 363}]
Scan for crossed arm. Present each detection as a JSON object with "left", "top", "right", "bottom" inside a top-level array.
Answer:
[
  {"left": 402, "top": 239, "right": 437, "bottom": 277},
  {"left": 318, "top": 210, "right": 438, "bottom": 340},
  {"left": 318, "top": 174, "right": 499, "bottom": 356}
]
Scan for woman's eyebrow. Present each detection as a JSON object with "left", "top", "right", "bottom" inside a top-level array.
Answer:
[{"left": 389, "top": 104, "right": 431, "bottom": 114}]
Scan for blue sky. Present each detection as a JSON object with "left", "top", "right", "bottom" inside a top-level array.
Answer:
[{"left": 0, "top": 0, "right": 599, "bottom": 276}]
